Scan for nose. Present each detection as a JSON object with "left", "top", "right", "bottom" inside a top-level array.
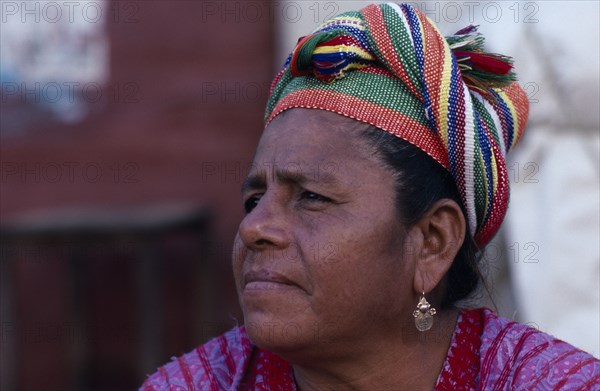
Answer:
[{"left": 238, "top": 191, "right": 290, "bottom": 251}]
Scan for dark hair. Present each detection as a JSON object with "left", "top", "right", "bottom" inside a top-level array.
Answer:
[{"left": 361, "top": 126, "right": 482, "bottom": 308}]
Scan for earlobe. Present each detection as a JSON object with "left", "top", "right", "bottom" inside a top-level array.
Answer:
[{"left": 412, "top": 199, "right": 466, "bottom": 294}]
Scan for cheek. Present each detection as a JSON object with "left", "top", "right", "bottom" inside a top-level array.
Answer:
[
  {"left": 307, "top": 219, "right": 408, "bottom": 310},
  {"left": 231, "top": 233, "right": 246, "bottom": 289}
]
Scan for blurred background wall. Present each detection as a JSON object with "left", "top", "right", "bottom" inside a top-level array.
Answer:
[
  {"left": 1, "top": 1, "right": 598, "bottom": 389},
  {"left": 1, "top": 1, "right": 274, "bottom": 388}
]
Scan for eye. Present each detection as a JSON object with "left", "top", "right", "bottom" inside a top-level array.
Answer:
[
  {"left": 243, "top": 195, "right": 261, "bottom": 214},
  {"left": 300, "top": 191, "right": 332, "bottom": 204}
]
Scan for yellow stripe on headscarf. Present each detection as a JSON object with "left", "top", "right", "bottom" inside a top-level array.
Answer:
[
  {"left": 496, "top": 89, "right": 520, "bottom": 150},
  {"left": 437, "top": 43, "right": 455, "bottom": 148},
  {"left": 313, "top": 45, "right": 376, "bottom": 61}
]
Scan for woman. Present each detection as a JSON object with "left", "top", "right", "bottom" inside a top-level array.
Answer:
[{"left": 142, "top": 3, "right": 599, "bottom": 390}]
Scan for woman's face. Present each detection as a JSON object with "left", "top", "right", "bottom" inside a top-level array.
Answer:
[{"left": 233, "top": 108, "right": 418, "bottom": 360}]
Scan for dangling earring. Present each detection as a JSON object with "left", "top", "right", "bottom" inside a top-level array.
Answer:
[{"left": 413, "top": 292, "right": 436, "bottom": 332}]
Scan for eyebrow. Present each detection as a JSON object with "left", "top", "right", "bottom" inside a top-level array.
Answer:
[
  {"left": 241, "top": 175, "right": 265, "bottom": 195},
  {"left": 241, "top": 166, "right": 340, "bottom": 194}
]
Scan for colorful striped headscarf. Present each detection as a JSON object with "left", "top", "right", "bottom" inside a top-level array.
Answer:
[{"left": 265, "top": 3, "right": 529, "bottom": 247}]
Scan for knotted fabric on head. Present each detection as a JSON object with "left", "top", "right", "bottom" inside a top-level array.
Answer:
[{"left": 265, "top": 3, "right": 529, "bottom": 247}]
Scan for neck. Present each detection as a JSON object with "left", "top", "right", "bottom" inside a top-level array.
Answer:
[{"left": 292, "top": 308, "right": 459, "bottom": 391}]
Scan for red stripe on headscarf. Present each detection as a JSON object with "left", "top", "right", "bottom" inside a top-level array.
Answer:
[
  {"left": 474, "top": 133, "right": 508, "bottom": 247},
  {"left": 322, "top": 35, "right": 364, "bottom": 48},
  {"left": 267, "top": 89, "right": 449, "bottom": 169},
  {"left": 362, "top": 4, "right": 422, "bottom": 100}
]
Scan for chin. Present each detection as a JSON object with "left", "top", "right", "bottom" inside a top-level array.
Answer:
[
  {"left": 242, "top": 310, "right": 313, "bottom": 353},
  {"left": 243, "top": 306, "right": 348, "bottom": 364},
  {"left": 241, "top": 294, "right": 318, "bottom": 354}
]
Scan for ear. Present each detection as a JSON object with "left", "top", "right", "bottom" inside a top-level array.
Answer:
[{"left": 412, "top": 199, "right": 466, "bottom": 294}]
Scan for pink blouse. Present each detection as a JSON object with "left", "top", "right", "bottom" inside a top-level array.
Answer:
[{"left": 141, "top": 308, "right": 600, "bottom": 390}]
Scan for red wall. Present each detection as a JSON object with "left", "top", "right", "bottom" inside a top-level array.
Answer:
[
  {"left": 1, "top": 1, "right": 275, "bottom": 388},
  {"left": 2, "top": 0, "right": 274, "bottom": 240}
]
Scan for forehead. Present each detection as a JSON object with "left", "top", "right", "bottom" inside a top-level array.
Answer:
[{"left": 253, "top": 109, "right": 374, "bottom": 175}]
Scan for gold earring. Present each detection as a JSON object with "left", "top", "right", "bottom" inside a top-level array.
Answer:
[{"left": 412, "top": 292, "right": 436, "bottom": 332}]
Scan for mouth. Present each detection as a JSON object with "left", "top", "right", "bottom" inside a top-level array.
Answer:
[{"left": 243, "top": 270, "right": 301, "bottom": 292}]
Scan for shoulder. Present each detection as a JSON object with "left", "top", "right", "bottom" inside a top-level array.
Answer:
[
  {"left": 478, "top": 308, "right": 600, "bottom": 389},
  {"left": 140, "top": 326, "right": 254, "bottom": 390}
]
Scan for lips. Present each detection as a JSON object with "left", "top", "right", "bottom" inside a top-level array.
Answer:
[{"left": 243, "top": 270, "right": 300, "bottom": 291}]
